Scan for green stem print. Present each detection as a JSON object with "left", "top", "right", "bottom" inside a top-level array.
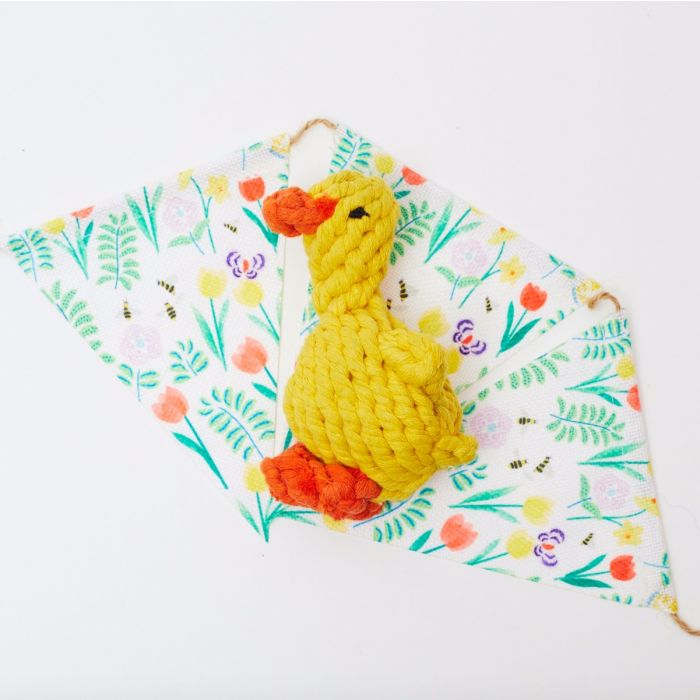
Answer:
[
  {"left": 457, "top": 242, "right": 505, "bottom": 308},
  {"left": 424, "top": 200, "right": 481, "bottom": 263},
  {"left": 117, "top": 364, "right": 160, "bottom": 402},
  {"left": 546, "top": 397, "right": 625, "bottom": 447},
  {"left": 252, "top": 367, "right": 278, "bottom": 402},
  {"left": 193, "top": 299, "right": 230, "bottom": 369},
  {"left": 126, "top": 185, "right": 163, "bottom": 253},
  {"left": 497, "top": 301, "right": 542, "bottom": 356},
  {"left": 8, "top": 229, "right": 53, "bottom": 281},
  {"left": 172, "top": 416, "right": 228, "bottom": 489},
  {"left": 541, "top": 254, "right": 575, "bottom": 280},
  {"left": 97, "top": 213, "right": 141, "bottom": 290},
  {"left": 565, "top": 364, "right": 629, "bottom": 406},
  {"left": 555, "top": 555, "right": 615, "bottom": 589},
  {"left": 237, "top": 494, "right": 315, "bottom": 542},
  {"left": 52, "top": 217, "right": 94, "bottom": 279},
  {"left": 577, "top": 442, "right": 648, "bottom": 481},
  {"left": 168, "top": 220, "right": 208, "bottom": 255},
  {"left": 449, "top": 459, "right": 489, "bottom": 491},
  {"left": 449, "top": 487, "right": 524, "bottom": 523},
  {"left": 189, "top": 177, "right": 216, "bottom": 253},
  {"left": 390, "top": 200, "right": 436, "bottom": 265},
  {"left": 169, "top": 339, "right": 209, "bottom": 383},
  {"left": 242, "top": 201, "right": 278, "bottom": 251},
  {"left": 248, "top": 304, "right": 281, "bottom": 344}
]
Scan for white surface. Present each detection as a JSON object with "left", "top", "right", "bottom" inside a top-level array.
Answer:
[{"left": 0, "top": 3, "right": 699, "bottom": 698}]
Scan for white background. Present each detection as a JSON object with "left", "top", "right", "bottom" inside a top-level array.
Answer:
[{"left": 1, "top": 3, "right": 699, "bottom": 698}]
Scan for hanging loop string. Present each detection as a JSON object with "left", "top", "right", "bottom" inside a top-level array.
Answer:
[
  {"left": 289, "top": 118, "right": 337, "bottom": 148},
  {"left": 672, "top": 612, "right": 700, "bottom": 636},
  {"left": 587, "top": 291, "right": 622, "bottom": 312}
]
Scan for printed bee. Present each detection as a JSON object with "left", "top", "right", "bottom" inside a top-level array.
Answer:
[
  {"left": 386, "top": 298, "right": 393, "bottom": 310},
  {"left": 157, "top": 280, "right": 176, "bottom": 295},
  {"left": 485, "top": 296, "right": 493, "bottom": 313},
  {"left": 122, "top": 300, "right": 132, "bottom": 320},
  {"left": 224, "top": 222, "right": 238, "bottom": 234},
  {"left": 164, "top": 302, "right": 177, "bottom": 321},
  {"left": 509, "top": 458, "right": 528, "bottom": 470},
  {"left": 534, "top": 456, "right": 551, "bottom": 474},
  {"left": 581, "top": 533, "right": 594, "bottom": 546},
  {"left": 518, "top": 416, "right": 537, "bottom": 426},
  {"left": 399, "top": 279, "right": 409, "bottom": 301}
]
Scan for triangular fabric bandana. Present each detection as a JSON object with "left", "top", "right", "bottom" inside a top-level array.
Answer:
[{"left": 1, "top": 122, "right": 685, "bottom": 626}]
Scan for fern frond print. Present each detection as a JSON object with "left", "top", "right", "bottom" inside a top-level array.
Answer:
[
  {"left": 8, "top": 230, "right": 53, "bottom": 281},
  {"left": 575, "top": 318, "right": 631, "bottom": 360},
  {"left": 97, "top": 213, "right": 141, "bottom": 290},
  {"left": 390, "top": 200, "right": 436, "bottom": 265},
  {"left": 169, "top": 339, "right": 209, "bottom": 383},
  {"left": 330, "top": 128, "right": 373, "bottom": 174},
  {"left": 547, "top": 397, "right": 625, "bottom": 446}
]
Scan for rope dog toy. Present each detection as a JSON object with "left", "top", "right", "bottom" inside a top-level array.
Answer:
[{"left": 260, "top": 171, "right": 478, "bottom": 520}]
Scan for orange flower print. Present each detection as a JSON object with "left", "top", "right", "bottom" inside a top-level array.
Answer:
[
  {"left": 152, "top": 387, "right": 189, "bottom": 424},
  {"left": 440, "top": 514, "right": 478, "bottom": 551},
  {"left": 610, "top": 554, "right": 636, "bottom": 581},
  {"left": 520, "top": 282, "right": 547, "bottom": 312},
  {"left": 239, "top": 176, "right": 265, "bottom": 202},
  {"left": 627, "top": 385, "right": 641, "bottom": 411},
  {"left": 71, "top": 206, "right": 94, "bottom": 219},
  {"left": 402, "top": 166, "right": 426, "bottom": 186},
  {"left": 232, "top": 337, "right": 268, "bottom": 373}
]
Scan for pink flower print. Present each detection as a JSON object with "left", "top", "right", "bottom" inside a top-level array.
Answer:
[
  {"left": 593, "top": 474, "right": 630, "bottom": 510},
  {"left": 163, "top": 197, "right": 199, "bottom": 231},
  {"left": 451, "top": 239, "right": 487, "bottom": 276},
  {"left": 470, "top": 405, "right": 512, "bottom": 449},
  {"left": 120, "top": 325, "right": 162, "bottom": 366}
]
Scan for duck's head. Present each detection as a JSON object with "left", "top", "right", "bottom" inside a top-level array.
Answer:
[{"left": 262, "top": 171, "right": 399, "bottom": 314}]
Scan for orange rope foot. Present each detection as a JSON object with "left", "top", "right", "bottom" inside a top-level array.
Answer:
[{"left": 261, "top": 443, "right": 383, "bottom": 521}]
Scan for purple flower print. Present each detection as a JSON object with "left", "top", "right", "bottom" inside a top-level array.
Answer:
[
  {"left": 593, "top": 475, "right": 630, "bottom": 511},
  {"left": 226, "top": 251, "right": 266, "bottom": 279},
  {"left": 534, "top": 528, "right": 565, "bottom": 567},
  {"left": 163, "top": 197, "right": 199, "bottom": 231},
  {"left": 451, "top": 239, "right": 488, "bottom": 276},
  {"left": 452, "top": 319, "right": 487, "bottom": 356},
  {"left": 120, "top": 325, "right": 162, "bottom": 366},
  {"left": 470, "top": 406, "right": 512, "bottom": 449}
]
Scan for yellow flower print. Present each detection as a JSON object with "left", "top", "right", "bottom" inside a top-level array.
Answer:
[
  {"left": 418, "top": 308, "right": 449, "bottom": 337},
  {"left": 616, "top": 357, "right": 635, "bottom": 380},
  {"left": 634, "top": 496, "right": 659, "bottom": 516},
  {"left": 322, "top": 514, "right": 348, "bottom": 532},
  {"left": 244, "top": 465, "right": 267, "bottom": 493},
  {"left": 488, "top": 226, "right": 517, "bottom": 245},
  {"left": 177, "top": 168, "right": 194, "bottom": 190},
  {"left": 613, "top": 520, "right": 644, "bottom": 546},
  {"left": 270, "top": 133, "right": 290, "bottom": 156},
  {"left": 43, "top": 218, "right": 66, "bottom": 235},
  {"left": 234, "top": 279, "right": 264, "bottom": 308},
  {"left": 651, "top": 593, "right": 678, "bottom": 614},
  {"left": 374, "top": 153, "right": 395, "bottom": 175},
  {"left": 575, "top": 278, "right": 601, "bottom": 304},
  {"left": 505, "top": 529, "right": 534, "bottom": 559},
  {"left": 204, "top": 175, "right": 230, "bottom": 204},
  {"left": 198, "top": 268, "right": 227, "bottom": 299},
  {"left": 445, "top": 347, "right": 462, "bottom": 375},
  {"left": 522, "top": 496, "right": 553, "bottom": 525},
  {"left": 498, "top": 255, "right": 526, "bottom": 284}
]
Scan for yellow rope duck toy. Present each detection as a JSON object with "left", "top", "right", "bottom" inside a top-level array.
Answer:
[{"left": 261, "top": 171, "right": 478, "bottom": 520}]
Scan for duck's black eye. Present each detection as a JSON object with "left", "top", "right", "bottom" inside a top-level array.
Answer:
[{"left": 349, "top": 206, "right": 369, "bottom": 219}]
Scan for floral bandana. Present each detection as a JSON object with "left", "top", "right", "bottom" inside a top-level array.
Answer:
[{"left": 1, "top": 124, "right": 680, "bottom": 622}]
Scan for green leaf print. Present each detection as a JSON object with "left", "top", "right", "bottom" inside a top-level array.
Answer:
[
  {"left": 449, "top": 459, "right": 489, "bottom": 491},
  {"left": 52, "top": 217, "right": 94, "bottom": 279},
  {"left": 498, "top": 350, "right": 570, "bottom": 391},
  {"left": 565, "top": 363, "right": 628, "bottom": 406},
  {"left": 117, "top": 363, "right": 160, "bottom": 401},
  {"left": 199, "top": 388, "right": 275, "bottom": 461},
  {"left": 425, "top": 201, "right": 481, "bottom": 263},
  {"left": 450, "top": 486, "right": 521, "bottom": 523},
  {"left": 575, "top": 318, "right": 632, "bottom": 361},
  {"left": 168, "top": 219, "right": 208, "bottom": 254},
  {"left": 169, "top": 339, "right": 209, "bottom": 383},
  {"left": 8, "top": 230, "right": 53, "bottom": 281},
  {"left": 390, "top": 200, "right": 436, "bottom": 265},
  {"left": 546, "top": 397, "right": 625, "bottom": 446},
  {"left": 556, "top": 554, "right": 613, "bottom": 589},
  {"left": 97, "top": 213, "right": 140, "bottom": 290},
  {"left": 126, "top": 184, "right": 163, "bottom": 252},
  {"left": 578, "top": 442, "right": 648, "bottom": 481},
  {"left": 330, "top": 127, "right": 373, "bottom": 173}
]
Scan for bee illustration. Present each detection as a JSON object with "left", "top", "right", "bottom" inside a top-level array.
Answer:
[
  {"left": 157, "top": 280, "right": 176, "bottom": 295},
  {"left": 518, "top": 416, "right": 537, "bottom": 426},
  {"left": 534, "top": 456, "right": 551, "bottom": 474},
  {"left": 581, "top": 533, "right": 594, "bottom": 546},
  {"left": 399, "top": 278, "right": 409, "bottom": 301},
  {"left": 509, "top": 458, "right": 528, "bottom": 470},
  {"left": 485, "top": 296, "right": 493, "bottom": 313},
  {"left": 164, "top": 302, "right": 177, "bottom": 320},
  {"left": 122, "top": 300, "right": 132, "bottom": 320},
  {"left": 224, "top": 222, "right": 238, "bottom": 234},
  {"left": 386, "top": 298, "right": 393, "bottom": 310}
]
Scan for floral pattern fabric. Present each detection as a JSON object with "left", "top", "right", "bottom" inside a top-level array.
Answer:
[{"left": 2, "top": 124, "right": 675, "bottom": 615}]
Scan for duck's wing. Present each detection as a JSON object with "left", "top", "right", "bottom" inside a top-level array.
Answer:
[{"left": 378, "top": 327, "right": 445, "bottom": 386}]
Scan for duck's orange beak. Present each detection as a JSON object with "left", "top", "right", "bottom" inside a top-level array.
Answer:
[{"left": 262, "top": 187, "right": 338, "bottom": 237}]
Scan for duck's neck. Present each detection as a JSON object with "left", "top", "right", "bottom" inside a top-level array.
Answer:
[{"left": 312, "top": 277, "right": 385, "bottom": 317}]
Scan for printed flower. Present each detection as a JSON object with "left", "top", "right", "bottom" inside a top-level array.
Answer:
[
  {"left": 522, "top": 496, "right": 553, "bottom": 525},
  {"left": 232, "top": 337, "right": 268, "bottom": 373},
  {"left": 234, "top": 280, "right": 264, "bottom": 308},
  {"left": 244, "top": 464, "right": 268, "bottom": 493},
  {"left": 270, "top": 134, "right": 290, "bottom": 156},
  {"left": 163, "top": 197, "right": 199, "bottom": 230},
  {"left": 498, "top": 255, "right": 526, "bottom": 284},
  {"left": 440, "top": 515, "right": 478, "bottom": 551},
  {"left": 238, "top": 176, "right": 265, "bottom": 202},
  {"left": 177, "top": 168, "right": 194, "bottom": 190},
  {"left": 152, "top": 387, "right": 188, "bottom": 424},
  {"left": 322, "top": 513, "right": 348, "bottom": 532},
  {"left": 43, "top": 218, "right": 66, "bottom": 235},
  {"left": 519, "top": 283, "right": 547, "bottom": 312},
  {"left": 627, "top": 385, "right": 641, "bottom": 411},
  {"left": 616, "top": 357, "right": 635, "bottom": 380},
  {"left": 505, "top": 530, "right": 534, "bottom": 559},
  {"left": 452, "top": 319, "right": 487, "bottom": 356},
  {"left": 610, "top": 554, "right": 636, "bottom": 581},
  {"left": 401, "top": 166, "right": 426, "bottom": 186},
  {"left": 120, "top": 324, "right": 162, "bottom": 366},
  {"left": 226, "top": 250, "right": 266, "bottom": 279},
  {"left": 533, "top": 528, "right": 565, "bottom": 567},
  {"left": 613, "top": 520, "right": 643, "bottom": 546},
  {"left": 575, "top": 278, "right": 601, "bottom": 304},
  {"left": 451, "top": 239, "right": 487, "bottom": 275},
  {"left": 71, "top": 206, "right": 94, "bottom": 219},
  {"left": 593, "top": 474, "right": 630, "bottom": 510},
  {"left": 635, "top": 495, "right": 659, "bottom": 516},
  {"left": 205, "top": 175, "right": 231, "bottom": 204},
  {"left": 445, "top": 347, "right": 462, "bottom": 375},
  {"left": 198, "top": 268, "right": 227, "bottom": 299},
  {"left": 418, "top": 308, "right": 449, "bottom": 337},
  {"left": 374, "top": 153, "right": 395, "bottom": 175},
  {"left": 651, "top": 593, "right": 678, "bottom": 614},
  {"left": 469, "top": 405, "right": 512, "bottom": 449},
  {"left": 488, "top": 227, "right": 517, "bottom": 245}
]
